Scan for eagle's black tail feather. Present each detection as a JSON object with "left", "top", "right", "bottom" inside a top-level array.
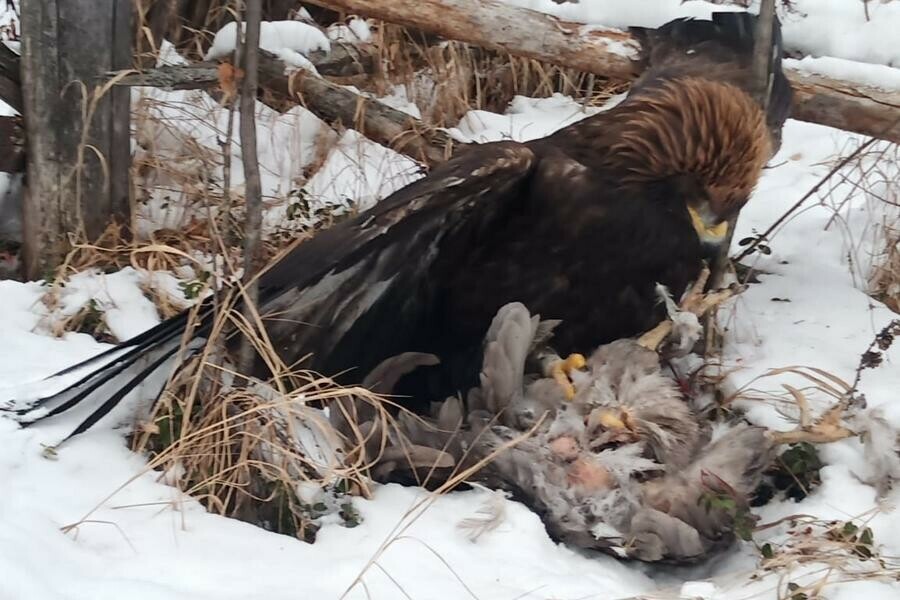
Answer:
[
  {"left": 18, "top": 312, "right": 194, "bottom": 416},
  {"left": 48, "top": 310, "right": 192, "bottom": 379},
  {"left": 51, "top": 344, "right": 193, "bottom": 445},
  {"left": 5, "top": 305, "right": 212, "bottom": 443}
]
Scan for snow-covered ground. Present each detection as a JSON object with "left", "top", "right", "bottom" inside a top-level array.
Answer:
[{"left": 3, "top": 3, "right": 900, "bottom": 600}]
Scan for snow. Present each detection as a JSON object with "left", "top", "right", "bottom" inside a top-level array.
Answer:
[
  {"left": 373, "top": 85, "right": 423, "bottom": 119},
  {"left": 327, "top": 18, "right": 373, "bottom": 44},
  {"left": 501, "top": 0, "right": 745, "bottom": 31},
  {"left": 3, "top": 4, "right": 900, "bottom": 600},
  {"left": 786, "top": 56, "right": 900, "bottom": 92},
  {"left": 300, "top": 129, "right": 422, "bottom": 218},
  {"left": 782, "top": 0, "right": 900, "bottom": 68},
  {"left": 205, "top": 20, "right": 330, "bottom": 61},
  {"left": 449, "top": 93, "right": 620, "bottom": 143}
]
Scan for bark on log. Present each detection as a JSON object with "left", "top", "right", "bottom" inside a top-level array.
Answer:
[
  {"left": 115, "top": 41, "right": 374, "bottom": 88},
  {"left": 303, "top": 0, "right": 900, "bottom": 144}
]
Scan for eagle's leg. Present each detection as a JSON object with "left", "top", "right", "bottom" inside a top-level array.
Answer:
[{"left": 542, "top": 353, "right": 586, "bottom": 400}]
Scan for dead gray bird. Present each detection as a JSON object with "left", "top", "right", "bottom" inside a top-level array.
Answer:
[{"left": 331, "top": 302, "right": 776, "bottom": 563}]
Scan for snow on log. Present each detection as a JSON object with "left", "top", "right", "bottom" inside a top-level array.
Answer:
[
  {"left": 256, "top": 50, "right": 456, "bottom": 165},
  {"left": 303, "top": 0, "right": 900, "bottom": 144},
  {"left": 114, "top": 41, "right": 374, "bottom": 88}
]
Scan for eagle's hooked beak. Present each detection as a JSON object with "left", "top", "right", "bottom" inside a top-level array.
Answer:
[{"left": 688, "top": 205, "right": 729, "bottom": 245}]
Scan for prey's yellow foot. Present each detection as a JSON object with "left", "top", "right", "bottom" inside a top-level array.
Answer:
[
  {"left": 587, "top": 408, "right": 639, "bottom": 448},
  {"left": 549, "top": 353, "right": 586, "bottom": 400},
  {"left": 595, "top": 410, "right": 627, "bottom": 430}
]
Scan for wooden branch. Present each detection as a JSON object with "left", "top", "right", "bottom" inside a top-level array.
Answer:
[
  {"left": 0, "top": 115, "right": 24, "bottom": 172},
  {"left": 258, "top": 51, "right": 456, "bottom": 165},
  {"left": 114, "top": 41, "right": 374, "bottom": 89},
  {"left": 109, "top": 44, "right": 452, "bottom": 165},
  {"left": 302, "top": 0, "right": 900, "bottom": 144}
]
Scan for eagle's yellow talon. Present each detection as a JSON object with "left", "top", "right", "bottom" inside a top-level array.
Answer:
[
  {"left": 563, "top": 353, "right": 586, "bottom": 371},
  {"left": 549, "top": 353, "right": 586, "bottom": 400}
]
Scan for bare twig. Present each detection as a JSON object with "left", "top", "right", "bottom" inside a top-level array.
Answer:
[
  {"left": 237, "top": 0, "right": 263, "bottom": 374},
  {"left": 732, "top": 138, "right": 880, "bottom": 263},
  {"left": 850, "top": 319, "right": 900, "bottom": 394}
]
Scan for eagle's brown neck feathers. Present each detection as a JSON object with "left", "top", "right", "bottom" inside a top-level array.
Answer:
[{"left": 567, "top": 78, "right": 771, "bottom": 218}]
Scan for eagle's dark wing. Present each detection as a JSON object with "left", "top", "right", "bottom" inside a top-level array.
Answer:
[
  {"left": 256, "top": 141, "right": 536, "bottom": 381},
  {"left": 5, "top": 142, "right": 537, "bottom": 440}
]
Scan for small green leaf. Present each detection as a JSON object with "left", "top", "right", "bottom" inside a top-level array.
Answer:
[{"left": 761, "top": 543, "right": 775, "bottom": 559}]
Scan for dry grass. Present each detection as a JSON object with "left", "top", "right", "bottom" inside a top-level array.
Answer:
[
  {"left": 370, "top": 23, "right": 627, "bottom": 127},
  {"left": 126, "top": 285, "right": 530, "bottom": 544},
  {"left": 817, "top": 140, "right": 900, "bottom": 315},
  {"left": 745, "top": 512, "right": 900, "bottom": 600}
]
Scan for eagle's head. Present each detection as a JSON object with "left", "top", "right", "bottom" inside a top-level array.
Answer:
[{"left": 610, "top": 77, "right": 772, "bottom": 246}]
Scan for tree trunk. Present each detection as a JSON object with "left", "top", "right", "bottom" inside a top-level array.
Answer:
[
  {"left": 20, "top": 0, "right": 133, "bottom": 279},
  {"left": 302, "top": 0, "right": 900, "bottom": 144},
  {"left": 238, "top": 0, "right": 265, "bottom": 373}
]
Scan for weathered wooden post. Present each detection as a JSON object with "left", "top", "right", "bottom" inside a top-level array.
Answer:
[{"left": 20, "top": 0, "right": 133, "bottom": 279}]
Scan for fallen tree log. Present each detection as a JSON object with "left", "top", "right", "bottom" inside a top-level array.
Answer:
[
  {"left": 115, "top": 40, "right": 375, "bottom": 88},
  {"left": 113, "top": 49, "right": 456, "bottom": 165},
  {"left": 303, "top": 0, "right": 900, "bottom": 144},
  {"left": 258, "top": 51, "right": 456, "bottom": 164}
]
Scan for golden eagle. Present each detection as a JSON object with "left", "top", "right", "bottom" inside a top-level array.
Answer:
[{"left": 8, "top": 12, "right": 792, "bottom": 440}]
